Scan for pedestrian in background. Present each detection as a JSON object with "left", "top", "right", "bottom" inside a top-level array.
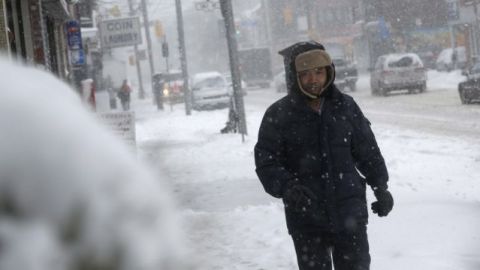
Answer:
[
  {"left": 105, "top": 75, "right": 117, "bottom": 110},
  {"left": 118, "top": 79, "right": 131, "bottom": 111},
  {"left": 254, "top": 41, "right": 394, "bottom": 270}
]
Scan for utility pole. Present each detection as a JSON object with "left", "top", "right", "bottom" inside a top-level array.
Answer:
[
  {"left": 220, "top": 0, "right": 247, "bottom": 139},
  {"left": 175, "top": 0, "right": 192, "bottom": 115},
  {"left": 473, "top": 0, "right": 480, "bottom": 57},
  {"left": 127, "top": 0, "right": 145, "bottom": 99},
  {"left": 140, "top": 0, "right": 161, "bottom": 108}
]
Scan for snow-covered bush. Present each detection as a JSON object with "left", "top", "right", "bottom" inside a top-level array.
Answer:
[{"left": 0, "top": 58, "right": 185, "bottom": 270}]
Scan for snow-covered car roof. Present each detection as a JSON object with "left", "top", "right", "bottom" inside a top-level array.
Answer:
[
  {"left": 381, "top": 53, "right": 424, "bottom": 68},
  {"left": 192, "top": 71, "right": 224, "bottom": 83},
  {"left": 0, "top": 58, "right": 184, "bottom": 270}
]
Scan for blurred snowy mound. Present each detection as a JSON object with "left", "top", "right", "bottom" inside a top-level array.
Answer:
[{"left": 0, "top": 58, "right": 185, "bottom": 270}]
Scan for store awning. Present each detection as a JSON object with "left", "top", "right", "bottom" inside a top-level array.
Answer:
[{"left": 42, "top": 0, "right": 70, "bottom": 20}]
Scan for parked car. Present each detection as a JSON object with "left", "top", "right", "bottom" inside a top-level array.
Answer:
[
  {"left": 191, "top": 71, "right": 230, "bottom": 110},
  {"left": 458, "top": 62, "right": 480, "bottom": 104},
  {"left": 370, "top": 53, "right": 427, "bottom": 96},
  {"left": 163, "top": 71, "right": 185, "bottom": 103},
  {"left": 152, "top": 71, "right": 185, "bottom": 105},
  {"left": 273, "top": 70, "right": 287, "bottom": 93},
  {"left": 436, "top": 47, "right": 467, "bottom": 72},
  {"left": 417, "top": 50, "right": 436, "bottom": 70},
  {"left": 223, "top": 73, "right": 247, "bottom": 96},
  {"left": 333, "top": 58, "right": 358, "bottom": 92}
]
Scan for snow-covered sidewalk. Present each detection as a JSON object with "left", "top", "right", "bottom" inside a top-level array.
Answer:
[{"left": 135, "top": 88, "right": 480, "bottom": 270}]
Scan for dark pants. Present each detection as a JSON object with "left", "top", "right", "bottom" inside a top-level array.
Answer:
[{"left": 291, "top": 226, "right": 370, "bottom": 270}]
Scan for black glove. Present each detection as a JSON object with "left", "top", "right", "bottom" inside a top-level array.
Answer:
[
  {"left": 284, "top": 184, "right": 317, "bottom": 213},
  {"left": 371, "top": 189, "right": 394, "bottom": 217}
]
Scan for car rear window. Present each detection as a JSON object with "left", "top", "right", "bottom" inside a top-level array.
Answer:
[
  {"left": 383, "top": 54, "right": 423, "bottom": 69},
  {"left": 165, "top": 73, "right": 183, "bottom": 82},
  {"left": 387, "top": 56, "right": 415, "bottom": 68}
]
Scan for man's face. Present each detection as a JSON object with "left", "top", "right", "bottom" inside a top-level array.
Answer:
[{"left": 298, "top": 67, "right": 328, "bottom": 96}]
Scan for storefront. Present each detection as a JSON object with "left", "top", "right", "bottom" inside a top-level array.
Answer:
[
  {"left": 2, "top": 0, "right": 72, "bottom": 78},
  {"left": 1, "top": 0, "right": 11, "bottom": 53}
]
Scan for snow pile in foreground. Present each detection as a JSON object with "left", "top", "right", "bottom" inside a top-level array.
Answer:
[{"left": 0, "top": 58, "right": 186, "bottom": 270}]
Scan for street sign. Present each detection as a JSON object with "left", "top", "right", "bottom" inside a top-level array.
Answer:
[
  {"left": 66, "top": 20, "right": 85, "bottom": 66},
  {"left": 162, "top": 42, "right": 169, "bottom": 57},
  {"left": 70, "top": 49, "right": 85, "bottom": 66},
  {"left": 462, "top": 0, "right": 475, "bottom": 6},
  {"left": 195, "top": 1, "right": 220, "bottom": 11},
  {"left": 447, "top": 1, "right": 459, "bottom": 20},
  {"left": 100, "top": 17, "right": 142, "bottom": 49},
  {"left": 97, "top": 111, "right": 136, "bottom": 147},
  {"left": 378, "top": 16, "right": 390, "bottom": 40},
  {"left": 66, "top": 20, "right": 82, "bottom": 50}
]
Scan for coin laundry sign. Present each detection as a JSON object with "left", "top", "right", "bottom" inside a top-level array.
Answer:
[{"left": 100, "top": 17, "right": 142, "bottom": 48}]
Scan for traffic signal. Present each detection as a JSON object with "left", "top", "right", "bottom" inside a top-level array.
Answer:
[
  {"left": 234, "top": 22, "right": 241, "bottom": 36},
  {"left": 155, "top": 20, "right": 164, "bottom": 38},
  {"left": 283, "top": 7, "right": 293, "bottom": 25},
  {"left": 109, "top": 5, "right": 121, "bottom": 17},
  {"left": 162, "top": 42, "right": 169, "bottom": 58},
  {"left": 128, "top": 55, "right": 135, "bottom": 66}
]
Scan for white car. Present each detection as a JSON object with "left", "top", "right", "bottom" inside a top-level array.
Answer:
[
  {"left": 370, "top": 53, "right": 427, "bottom": 96},
  {"left": 436, "top": 47, "right": 467, "bottom": 72},
  {"left": 191, "top": 71, "right": 230, "bottom": 110}
]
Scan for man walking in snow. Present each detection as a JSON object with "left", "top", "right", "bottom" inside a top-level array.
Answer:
[{"left": 254, "top": 41, "right": 394, "bottom": 270}]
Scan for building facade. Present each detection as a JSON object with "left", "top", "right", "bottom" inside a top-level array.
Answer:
[
  {"left": 0, "top": 0, "right": 85, "bottom": 80},
  {"left": 1, "top": 0, "right": 9, "bottom": 52},
  {"left": 449, "top": 0, "right": 480, "bottom": 66}
]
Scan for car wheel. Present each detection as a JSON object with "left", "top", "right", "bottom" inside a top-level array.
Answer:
[
  {"left": 459, "top": 89, "right": 470, "bottom": 104},
  {"left": 370, "top": 82, "right": 379, "bottom": 95},
  {"left": 349, "top": 82, "right": 356, "bottom": 92},
  {"left": 419, "top": 82, "right": 426, "bottom": 93},
  {"left": 381, "top": 87, "right": 388, "bottom": 96}
]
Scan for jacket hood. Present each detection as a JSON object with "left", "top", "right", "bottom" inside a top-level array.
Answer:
[{"left": 279, "top": 41, "right": 336, "bottom": 99}]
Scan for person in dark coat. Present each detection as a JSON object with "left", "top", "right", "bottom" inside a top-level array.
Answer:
[{"left": 254, "top": 41, "right": 394, "bottom": 270}]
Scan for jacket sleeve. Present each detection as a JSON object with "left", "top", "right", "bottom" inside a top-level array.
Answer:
[
  {"left": 350, "top": 101, "right": 389, "bottom": 191},
  {"left": 254, "top": 108, "right": 295, "bottom": 198}
]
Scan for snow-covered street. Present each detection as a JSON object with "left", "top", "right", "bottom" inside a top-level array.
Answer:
[
  {"left": 5, "top": 0, "right": 480, "bottom": 269},
  {"left": 134, "top": 72, "right": 480, "bottom": 270}
]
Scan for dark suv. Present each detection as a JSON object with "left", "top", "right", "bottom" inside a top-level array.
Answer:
[
  {"left": 333, "top": 58, "right": 358, "bottom": 92},
  {"left": 458, "top": 62, "right": 480, "bottom": 104}
]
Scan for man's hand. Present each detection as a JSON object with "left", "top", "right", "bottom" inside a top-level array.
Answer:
[
  {"left": 371, "top": 189, "right": 394, "bottom": 217},
  {"left": 284, "top": 184, "right": 317, "bottom": 213}
]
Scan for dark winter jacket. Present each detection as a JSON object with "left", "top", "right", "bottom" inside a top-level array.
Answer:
[{"left": 254, "top": 41, "right": 389, "bottom": 234}]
